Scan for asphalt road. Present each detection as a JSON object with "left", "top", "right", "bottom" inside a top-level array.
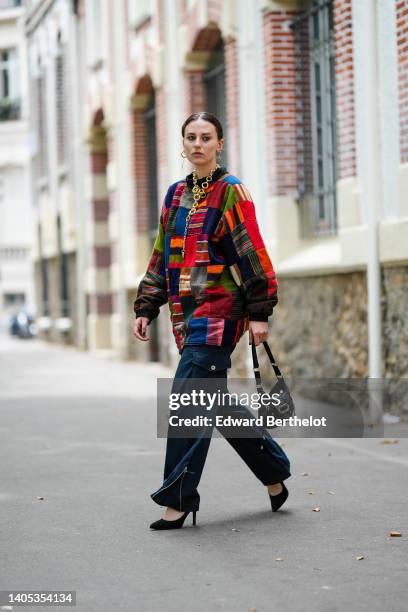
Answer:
[{"left": 0, "top": 334, "right": 407, "bottom": 612}]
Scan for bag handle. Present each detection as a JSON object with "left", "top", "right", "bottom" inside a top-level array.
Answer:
[{"left": 251, "top": 340, "right": 283, "bottom": 394}]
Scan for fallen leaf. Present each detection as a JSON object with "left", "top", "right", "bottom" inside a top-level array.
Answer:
[
  {"left": 380, "top": 439, "right": 398, "bottom": 445},
  {"left": 312, "top": 507, "right": 321, "bottom": 512},
  {"left": 356, "top": 555, "right": 364, "bottom": 560},
  {"left": 389, "top": 531, "right": 402, "bottom": 537},
  {"left": 327, "top": 491, "right": 335, "bottom": 495}
]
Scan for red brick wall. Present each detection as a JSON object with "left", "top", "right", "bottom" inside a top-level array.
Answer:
[
  {"left": 89, "top": 143, "right": 113, "bottom": 315},
  {"left": 89, "top": 294, "right": 113, "bottom": 315},
  {"left": 208, "top": 0, "right": 222, "bottom": 23},
  {"left": 106, "top": 133, "right": 117, "bottom": 269},
  {"left": 224, "top": 38, "right": 240, "bottom": 175},
  {"left": 155, "top": 87, "right": 168, "bottom": 205},
  {"left": 397, "top": 0, "right": 408, "bottom": 163},
  {"left": 131, "top": 108, "right": 150, "bottom": 234},
  {"left": 333, "top": 0, "right": 356, "bottom": 179},
  {"left": 263, "top": 9, "right": 299, "bottom": 196},
  {"left": 183, "top": 70, "right": 207, "bottom": 117}
]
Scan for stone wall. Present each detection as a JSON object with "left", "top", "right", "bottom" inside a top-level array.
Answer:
[
  {"left": 382, "top": 266, "right": 408, "bottom": 418},
  {"left": 270, "top": 272, "right": 368, "bottom": 379},
  {"left": 259, "top": 268, "right": 407, "bottom": 419}
]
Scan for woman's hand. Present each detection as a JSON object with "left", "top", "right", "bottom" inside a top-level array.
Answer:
[
  {"left": 133, "top": 316, "right": 150, "bottom": 341},
  {"left": 248, "top": 321, "right": 269, "bottom": 347}
]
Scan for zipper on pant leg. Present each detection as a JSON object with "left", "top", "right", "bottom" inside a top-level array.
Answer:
[
  {"left": 260, "top": 433, "right": 290, "bottom": 474},
  {"left": 179, "top": 467, "right": 188, "bottom": 512},
  {"left": 151, "top": 465, "right": 189, "bottom": 500}
]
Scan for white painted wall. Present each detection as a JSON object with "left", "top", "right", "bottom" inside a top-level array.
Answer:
[{"left": 378, "top": 0, "right": 400, "bottom": 220}]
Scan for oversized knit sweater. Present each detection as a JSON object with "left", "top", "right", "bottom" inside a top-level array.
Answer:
[{"left": 133, "top": 166, "right": 278, "bottom": 354}]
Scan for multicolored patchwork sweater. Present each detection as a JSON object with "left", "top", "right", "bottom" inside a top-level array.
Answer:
[{"left": 133, "top": 166, "right": 278, "bottom": 354}]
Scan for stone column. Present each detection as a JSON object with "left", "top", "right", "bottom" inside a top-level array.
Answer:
[{"left": 86, "top": 121, "right": 113, "bottom": 350}]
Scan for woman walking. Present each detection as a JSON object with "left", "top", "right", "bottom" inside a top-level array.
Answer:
[{"left": 133, "top": 112, "right": 291, "bottom": 530}]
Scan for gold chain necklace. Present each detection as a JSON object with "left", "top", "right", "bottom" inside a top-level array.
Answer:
[{"left": 181, "top": 163, "right": 220, "bottom": 258}]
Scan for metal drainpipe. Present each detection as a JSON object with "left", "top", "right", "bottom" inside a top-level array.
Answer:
[{"left": 355, "top": 0, "right": 383, "bottom": 424}]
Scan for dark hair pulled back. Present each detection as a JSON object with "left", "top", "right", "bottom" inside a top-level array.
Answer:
[{"left": 181, "top": 112, "right": 223, "bottom": 140}]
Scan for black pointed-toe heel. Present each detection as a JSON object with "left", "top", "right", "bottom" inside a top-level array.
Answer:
[
  {"left": 149, "top": 510, "right": 197, "bottom": 530},
  {"left": 269, "top": 481, "right": 289, "bottom": 512}
]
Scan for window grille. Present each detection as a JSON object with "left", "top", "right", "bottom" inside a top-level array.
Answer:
[
  {"left": 290, "top": 0, "right": 338, "bottom": 237},
  {"left": 0, "top": 47, "right": 21, "bottom": 121},
  {"left": 144, "top": 95, "right": 159, "bottom": 243},
  {"left": 56, "top": 40, "right": 68, "bottom": 166}
]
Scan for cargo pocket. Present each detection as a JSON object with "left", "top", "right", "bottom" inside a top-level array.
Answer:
[
  {"left": 187, "top": 349, "right": 231, "bottom": 415},
  {"left": 190, "top": 349, "right": 232, "bottom": 376}
]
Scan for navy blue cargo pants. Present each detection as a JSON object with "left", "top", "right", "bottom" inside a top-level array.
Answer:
[{"left": 150, "top": 344, "right": 291, "bottom": 512}]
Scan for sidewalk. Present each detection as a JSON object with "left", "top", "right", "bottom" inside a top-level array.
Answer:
[{"left": 0, "top": 334, "right": 407, "bottom": 612}]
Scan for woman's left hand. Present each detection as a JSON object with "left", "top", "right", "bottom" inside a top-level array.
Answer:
[{"left": 248, "top": 321, "right": 269, "bottom": 347}]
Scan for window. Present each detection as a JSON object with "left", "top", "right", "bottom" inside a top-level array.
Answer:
[
  {"left": 37, "top": 224, "right": 49, "bottom": 316},
  {"left": 56, "top": 37, "right": 68, "bottom": 166},
  {"left": 34, "top": 69, "right": 48, "bottom": 179},
  {"left": 3, "top": 293, "right": 25, "bottom": 306},
  {"left": 144, "top": 94, "right": 159, "bottom": 242},
  {"left": 291, "top": 0, "right": 338, "bottom": 237},
  {"left": 143, "top": 92, "right": 160, "bottom": 363},
  {"left": 57, "top": 215, "right": 70, "bottom": 317},
  {"left": 0, "top": 47, "right": 20, "bottom": 121},
  {"left": 0, "top": 1, "right": 22, "bottom": 8}
]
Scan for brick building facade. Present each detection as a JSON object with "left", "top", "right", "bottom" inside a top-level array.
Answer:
[{"left": 27, "top": 0, "right": 408, "bottom": 401}]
